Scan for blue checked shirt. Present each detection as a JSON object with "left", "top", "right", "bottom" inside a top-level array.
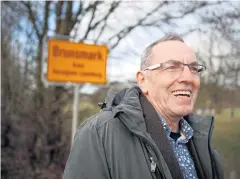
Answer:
[{"left": 159, "top": 117, "right": 198, "bottom": 179}]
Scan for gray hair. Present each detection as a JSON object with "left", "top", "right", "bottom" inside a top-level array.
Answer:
[{"left": 140, "top": 34, "right": 184, "bottom": 70}]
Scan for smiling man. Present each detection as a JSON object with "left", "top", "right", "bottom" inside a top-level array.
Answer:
[{"left": 63, "top": 34, "right": 224, "bottom": 179}]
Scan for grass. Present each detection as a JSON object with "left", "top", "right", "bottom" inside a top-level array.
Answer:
[
  {"left": 216, "top": 108, "right": 240, "bottom": 119},
  {"left": 213, "top": 111, "right": 240, "bottom": 178}
]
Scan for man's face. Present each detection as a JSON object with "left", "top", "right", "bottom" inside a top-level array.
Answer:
[{"left": 138, "top": 41, "right": 200, "bottom": 118}]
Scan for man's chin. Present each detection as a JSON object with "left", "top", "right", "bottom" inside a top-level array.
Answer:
[{"left": 173, "top": 106, "right": 193, "bottom": 117}]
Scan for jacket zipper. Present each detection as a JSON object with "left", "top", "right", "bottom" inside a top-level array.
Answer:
[
  {"left": 150, "top": 157, "right": 157, "bottom": 172},
  {"left": 118, "top": 114, "right": 165, "bottom": 179}
]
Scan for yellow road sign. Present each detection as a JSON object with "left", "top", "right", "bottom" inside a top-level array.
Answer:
[{"left": 47, "top": 39, "right": 108, "bottom": 84}]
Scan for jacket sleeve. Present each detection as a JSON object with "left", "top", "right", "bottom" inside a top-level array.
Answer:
[{"left": 63, "top": 122, "right": 111, "bottom": 179}]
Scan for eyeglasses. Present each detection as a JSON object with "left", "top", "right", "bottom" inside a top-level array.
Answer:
[{"left": 143, "top": 60, "right": 206, "bottom": 75}]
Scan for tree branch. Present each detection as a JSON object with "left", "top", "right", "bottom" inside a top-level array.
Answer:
[
  {"left": 72, "top": 2, "right": 83, "bottom": 25},
  {"left": 55, "top": 1, "right": 64, "bottom": 33},
  {"left": 107, "top": 2, "right": 169, "bottom": 50},
  {"left": 91, "top": 1, "right": 121, "bottom": 32},
  {"left": 42, "top": 1, "right": 50, "bottom": 37},
  {"left": 64, "top": 1, "right": 73, "bottom": 35},
  {"left": 80, "top": 1, "right": 102, "bottom": 41},
  {"left": 22, "top": 1, "right": 41, "bottom": 39}
]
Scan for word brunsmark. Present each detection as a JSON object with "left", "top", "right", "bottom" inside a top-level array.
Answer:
[{"left": 52, "top": 45, "right": 103, "bottom": 60}]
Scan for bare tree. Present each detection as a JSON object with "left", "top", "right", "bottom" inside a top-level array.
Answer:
[{"left": 198, "top": 1, "right": 240, "bottom": 87}]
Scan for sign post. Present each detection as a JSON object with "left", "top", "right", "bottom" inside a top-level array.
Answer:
[
  {"left": 45, "top": 37, "right": 108, "bottom": 146},
  {"left": 72, "top": 85, "right": 80, "bottom": 145}
]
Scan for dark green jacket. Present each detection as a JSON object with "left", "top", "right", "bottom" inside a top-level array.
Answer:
[{"left": 63, "top": 87, "right": 224, "bottom": 179}]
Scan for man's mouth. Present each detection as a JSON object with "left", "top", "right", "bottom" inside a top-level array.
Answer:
[{"left": 172, "top": 90, "right": 191, "bottom": 98}]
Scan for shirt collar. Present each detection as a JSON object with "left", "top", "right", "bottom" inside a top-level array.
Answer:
[{"left": 158, "top": 115, "right": 193, "bottom": 143}]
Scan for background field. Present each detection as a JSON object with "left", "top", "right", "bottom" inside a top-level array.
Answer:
[{"left": 213, "top": 109, "right": 240, "bottom": 179}]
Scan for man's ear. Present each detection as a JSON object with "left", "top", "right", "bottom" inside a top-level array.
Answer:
[{"left": 136, "top": 71, "right": 148, "bottom": 94}]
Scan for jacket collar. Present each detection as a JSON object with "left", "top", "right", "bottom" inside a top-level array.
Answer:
[
  {"left": 159, "top": 116, "right": 194, "bottom": 144},
  {"left": 185, "top": 115, "right": 215, "bottom": 179},
  {"left": 139, "top": 92, "right": 185, "bottom": 179},
  {"left": 184, "top": 114, "right": 214, "bottom": 138},
  {"left": 107, "top": 86, "right": 214, "bottom": 140}
]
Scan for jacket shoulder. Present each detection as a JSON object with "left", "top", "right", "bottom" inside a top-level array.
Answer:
[{"left": 78, "top": 108, "right": 115, "bottom": 132}]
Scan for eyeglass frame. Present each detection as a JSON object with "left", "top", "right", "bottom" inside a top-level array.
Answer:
[{"left": 143, "top": 60, "right": 206, "bottom": 74}]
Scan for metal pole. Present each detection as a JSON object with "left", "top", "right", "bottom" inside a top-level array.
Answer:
[{"left": 72, "top": 85, "right": 80, "bottom": 146}]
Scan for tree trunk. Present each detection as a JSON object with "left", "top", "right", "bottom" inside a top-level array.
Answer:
[{"left": 34, "top": 39, "right": 44, "bottom": 108}]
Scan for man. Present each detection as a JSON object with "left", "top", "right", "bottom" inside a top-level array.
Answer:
[{"left": 63, "top": 34, "right": 224, "bottom": 179}]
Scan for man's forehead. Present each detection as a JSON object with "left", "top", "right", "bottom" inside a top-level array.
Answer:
[{"left": 151, "top": 40, "right": 196, "bottom": 62}]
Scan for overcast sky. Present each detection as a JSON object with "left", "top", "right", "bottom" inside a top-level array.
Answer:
[{"left": 68, "top": 1, "right": 239, "bottom": 93}]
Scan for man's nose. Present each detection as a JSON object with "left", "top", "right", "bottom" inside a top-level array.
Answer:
[{"left": 177, "top": 65, "right": 194, "bottom": 83}]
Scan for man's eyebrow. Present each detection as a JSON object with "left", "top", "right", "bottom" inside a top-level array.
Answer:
[
  {"left": 166, "top": 59, "right": 179, "bottom": 63},
  {"left": 189, "top": 61, "right": 199, "bottom": 65},
  {"left": 166, "top": 59, "right": 199, "bottom": 65}
]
